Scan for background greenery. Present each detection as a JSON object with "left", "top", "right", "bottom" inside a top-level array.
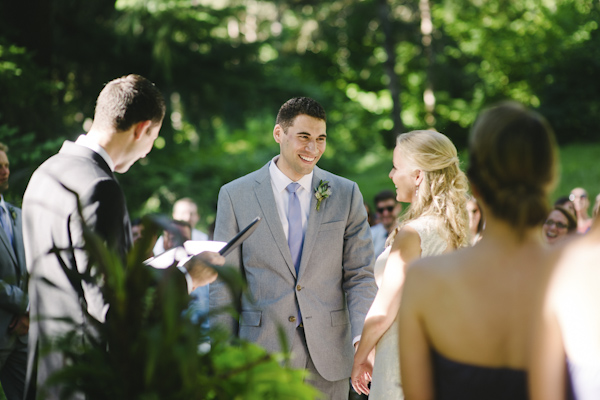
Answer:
[{"left": 1, "top": 0, "right": 599, "bottom": 227}]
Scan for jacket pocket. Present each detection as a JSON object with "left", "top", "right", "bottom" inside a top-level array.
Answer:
[
  {"left": 240, "top": 310, "right": 262, "bottom": 326},
  {"left": 330, "top": 309, "right": 350, "bottom": 326}
]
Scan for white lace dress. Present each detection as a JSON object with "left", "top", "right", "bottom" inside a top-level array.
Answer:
[{"left": 368, "top": 215, "right": 448, "bottom": 400}]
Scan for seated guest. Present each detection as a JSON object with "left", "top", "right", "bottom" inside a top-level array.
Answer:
[
  {"left": 398, "top": 102, "right": 557, "bottom": 400},
  {"left": 370, "top": 190, "right": 402, "bottom": 257},
  {"left": 542, "top": 206, "right": 577, "bottom": 245},
  {"left": 530, "top": 211, "right": 600, "bottom": 400}
]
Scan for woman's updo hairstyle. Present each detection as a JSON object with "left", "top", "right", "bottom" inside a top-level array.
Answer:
[
  {"left": 467, "top": 102, "right": 558, "bottom": 237},
  {"left": 394, "top": 130, "right": 469, "bottom": 249}
]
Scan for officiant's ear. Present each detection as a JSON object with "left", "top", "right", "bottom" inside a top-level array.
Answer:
[
  {"left": 273, "top": 124, "right": 284, "bottom": 143},
  {"left": 133, "top": 120, "right": 152, "bottom": 140}
]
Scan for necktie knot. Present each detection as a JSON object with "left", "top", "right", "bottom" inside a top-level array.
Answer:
[{"left": 286, "top": 182, "right": 300, "bottom": 194}]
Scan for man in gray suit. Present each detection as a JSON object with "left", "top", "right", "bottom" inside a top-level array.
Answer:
[
  {"left": 22, "top": 74, "right": 223, "bottom": 399},
  {"left": 210, "top": 97, "right": 377, "bottom": 399},
  {"left": 0, "top": 143, "right": 29, "bottom": 400}
]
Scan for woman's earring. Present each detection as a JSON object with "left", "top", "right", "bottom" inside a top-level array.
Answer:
[{"left": 415, "top": 185, "right": 419, "bottom": 197}]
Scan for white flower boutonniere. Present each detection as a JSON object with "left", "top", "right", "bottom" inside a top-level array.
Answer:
[{"left": 314, "top": 180, "right": 331, "bottom": 212}]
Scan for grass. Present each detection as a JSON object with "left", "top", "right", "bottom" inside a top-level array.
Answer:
[{"left": 350, "top": 142, "right": 600, "bottom": 214}]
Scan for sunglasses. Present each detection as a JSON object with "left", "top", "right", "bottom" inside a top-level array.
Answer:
[
  {"left": 377, "top": 206, "right": 396, "bottom": 214},
  {"left": 544, "top": 219, "right": 568, "bottom": 230}
]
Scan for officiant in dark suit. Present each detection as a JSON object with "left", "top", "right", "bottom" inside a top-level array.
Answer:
[
  {"left": 22, "top": 74, "right": 223, "bottom": 399},
  {"left": 210, "top": 97, "right": 377, "bottom": 399},
  {"left": 0, "top": 143, "right": 29, "bottom": 400}
]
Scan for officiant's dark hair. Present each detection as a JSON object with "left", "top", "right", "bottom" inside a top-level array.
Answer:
[
  {"left": 94, "top": 74, "right": 166, "bottom": 132},
  {"left": 276, "top": 97, "right": 326, "bottom": 132}
]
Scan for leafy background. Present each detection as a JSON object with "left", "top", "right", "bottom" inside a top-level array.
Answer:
[{"left": 1, "top": 0, "right": 599, "bottom": 230}]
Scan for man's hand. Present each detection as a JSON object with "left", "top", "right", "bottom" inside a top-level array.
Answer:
[
  {"left": 8, "top": 312, "right": 29, "bottom": 336},
  {"left": 184, "top": 251, "right": 225, "bottom": 291}
]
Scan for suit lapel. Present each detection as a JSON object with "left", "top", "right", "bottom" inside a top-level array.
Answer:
[
  {"left": 298, "top": 167, "right": 326, "bottom": 277},
  {"left": 253, "top": 164, "right": 297, "bottom": 277}
]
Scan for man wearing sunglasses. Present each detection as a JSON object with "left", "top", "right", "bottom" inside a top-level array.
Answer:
[{"left": 370, "top": 190, "right": 402, "bottom": 257}]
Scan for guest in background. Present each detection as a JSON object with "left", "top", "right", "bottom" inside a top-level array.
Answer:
[
  {"left": 153, "top": 197, "right": 208, "bottom": 254},
  {"left": 131, "top": 217, "right": 159, "bottom": 260},
  {"left": 398, "top": 102, "right": 557, "bottom": 400},
  {"left": 554, "top": 196, "right": 576, "bottom": 218},
  {"left": 570, "top": 187, "right": 592, "bottom": 234},
  {"left": 0, "top": 143, "right": 29, "bottom": 400},
  {"left": 542, "top": 206, "right": 577, "bottom": 245},
  {"left": 162, "top": 219, "right": 192, "bottom": 251},
  {"left": 351, "top": 130, "right": 468, "bottom": 399},
  {"left": 466, "top": 196, "right": 484, "bottom": 245},
  {"left": 370, "top": 190, "right": 402, "bottom": 257}
]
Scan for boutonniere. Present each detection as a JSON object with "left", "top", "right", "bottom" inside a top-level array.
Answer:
[
  {"left": 8, "top": 206, "right": 16, "bottom": 222},
  {"left": 314, "top": 180, "right": 331, "bottom": 211}
]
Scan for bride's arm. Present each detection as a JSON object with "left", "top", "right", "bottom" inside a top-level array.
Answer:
[{"left": 351, "top": 225, "right": 421, "bottom": 394}]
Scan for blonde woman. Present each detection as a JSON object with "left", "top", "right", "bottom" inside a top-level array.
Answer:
[
  {"left": 351, "top": 130, "right": 469, "bottom": 398},
  {"left": 398, "top": 102, "right": 557, "bottom": 399}
]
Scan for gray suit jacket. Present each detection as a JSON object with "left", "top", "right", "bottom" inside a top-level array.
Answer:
[
  {"left": 210, "top": 163, "right": 377, "bottom": 381},
  {"left": 0, "top": 203, "right": 28, "bottom": 348},
  {"left": 23, "top": 141, "right": 132, "bottom": 398}
]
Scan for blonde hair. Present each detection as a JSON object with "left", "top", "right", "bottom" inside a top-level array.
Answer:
[
  {"left": 467, "top": 102, "right": 557, "bottom": 239},
  {"left": 389, "top": 130, "right": 469, "bottom": 249}
]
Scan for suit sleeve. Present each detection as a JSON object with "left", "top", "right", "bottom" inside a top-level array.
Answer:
[
  {"left": 209, "top": 185, "right": 242, "bottom": 335},
  {"left": 80, "top": 178, "right": 130, "bottom": 260},
  {"left": 342, "top": 182, "right": 377, "bottom": 340}
]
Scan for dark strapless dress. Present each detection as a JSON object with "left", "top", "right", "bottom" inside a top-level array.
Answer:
[
  {"left": 567, "top": 359, "right": 600, "bottom": 400},
  {"left": 431, "top": 349, "right": 528, "bottom": 400}
]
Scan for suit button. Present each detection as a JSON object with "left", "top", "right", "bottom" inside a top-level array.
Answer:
[
  {"left": 296, "top": 285, "right": 301, "bottom": 291},
  {"left": 288, "top": 316, "right": 296, "bottom": 323}
]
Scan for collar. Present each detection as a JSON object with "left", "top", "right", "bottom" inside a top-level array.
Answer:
[
  {"left": 75, "top": 134, "right": 115, "bottom": 172},
  {"left": 269, "top": 155, "right": 313, "bottom": 193}
]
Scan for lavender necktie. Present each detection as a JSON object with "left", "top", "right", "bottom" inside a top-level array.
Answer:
[
  {"left": 286, "top": 183, "right": 304, "bottom": 274},
  {"left": 0, "top": 207, "right": 13, "bottom": 246}
]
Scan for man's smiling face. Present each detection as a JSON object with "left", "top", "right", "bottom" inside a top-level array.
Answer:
[{"left": 274, "top": 114, "right": 326, "bottom": 181}]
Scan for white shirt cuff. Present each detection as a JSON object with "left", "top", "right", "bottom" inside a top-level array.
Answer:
[{"left": 352, "top": 335, "right": 361, "bottom": 347}]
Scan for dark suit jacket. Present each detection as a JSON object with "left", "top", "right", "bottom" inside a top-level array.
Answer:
[
  {"left": 0, "top": 202, "right": 28, "bottom": 348},
  {"left": 22, "top": 141, "right": 132, "bottom": 398}
]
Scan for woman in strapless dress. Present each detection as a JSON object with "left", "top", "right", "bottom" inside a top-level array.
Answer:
[
  {"left": 351, "top": 130, "right": 469, "bottom": 399},
  {"left": 398, "top": 102, "right": 558, "bottom": 400}
]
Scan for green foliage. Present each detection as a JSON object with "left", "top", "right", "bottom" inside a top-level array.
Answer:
[
  {"left": 45, "top": 215, "right": 319, "bottom": 399},
  {"left": 1, "top": 0, "right": 600, "bottom": 221}
]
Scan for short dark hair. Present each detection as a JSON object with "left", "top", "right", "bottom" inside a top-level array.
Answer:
[
  {"left": 275, "top": 97, "right": 326, "bottom": 132},
  {"left": 94, "top": 74, "right": 166, "bottom": 132},
  {"left": 374, "top": 190, "right": 396, "bottom": 205}
]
